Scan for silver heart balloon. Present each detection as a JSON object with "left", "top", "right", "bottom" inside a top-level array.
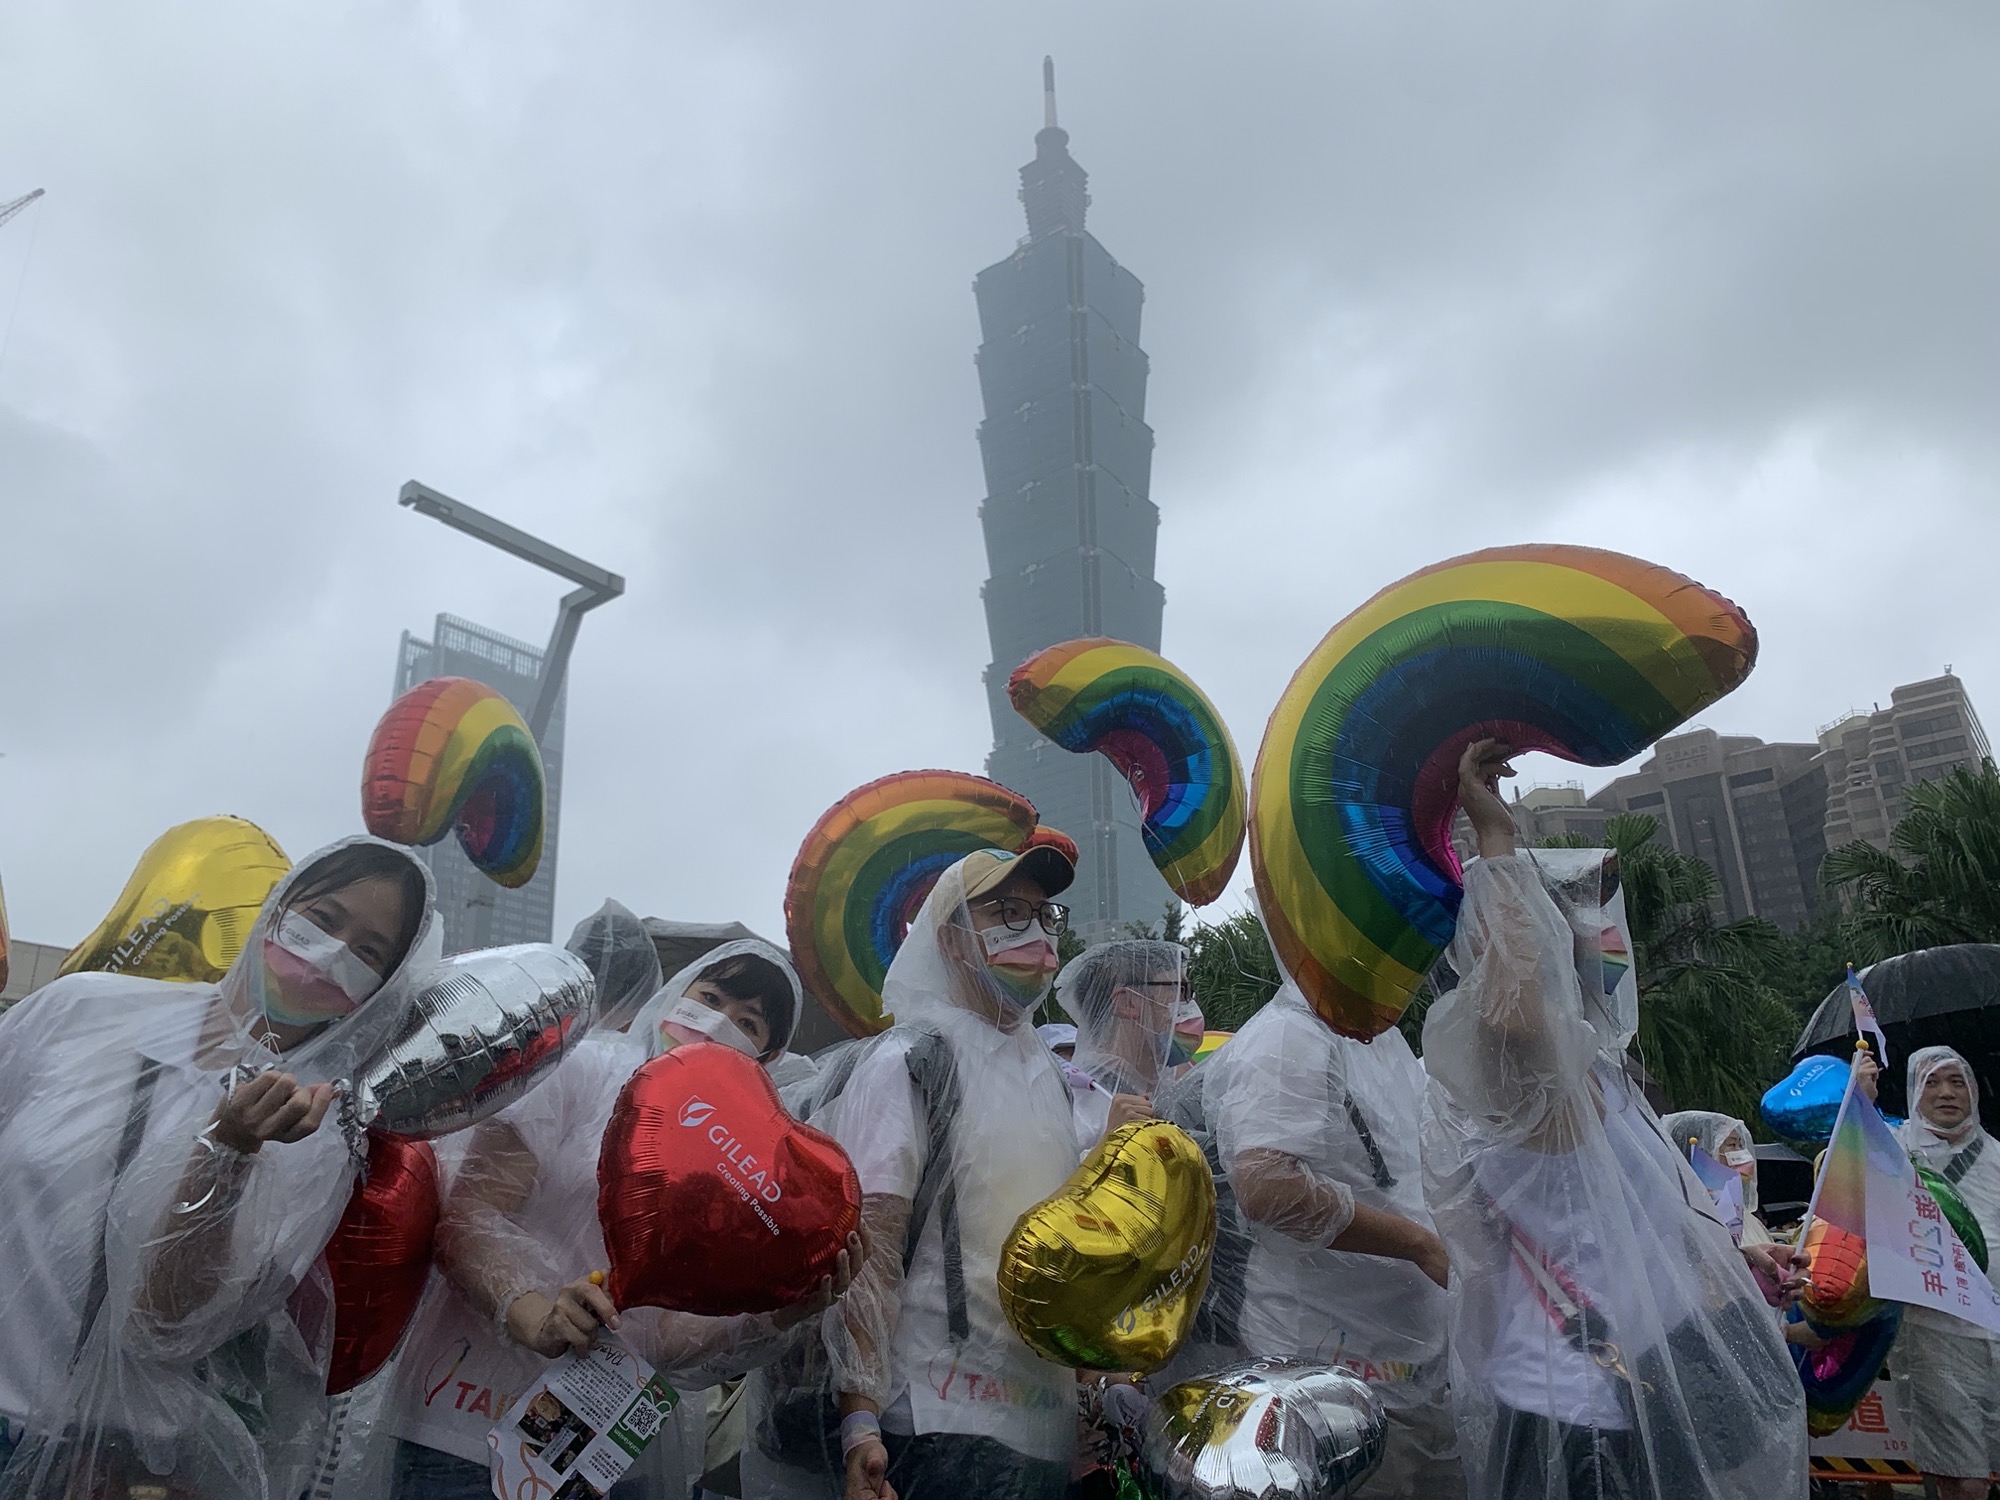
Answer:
[
  {"left": 1141, "top": 1359, "right": 1386, "bottom": 1500},
  {"left": 353, "top": 944, "right": 595, "bottom": 1140}
]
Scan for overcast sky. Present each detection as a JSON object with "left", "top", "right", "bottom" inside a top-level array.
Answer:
[{"left": 3, "top": 1, "right": 1996, "bottom": 951}]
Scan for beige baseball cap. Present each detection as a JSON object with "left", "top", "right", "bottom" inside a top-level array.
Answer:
[{"left": 959, "top": 844, "right": 1076, "bottom": 902}]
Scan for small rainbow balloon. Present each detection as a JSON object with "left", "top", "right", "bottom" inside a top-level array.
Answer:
[
  {"left": 1252, "top": 545, "right": 1757, "bottom": 1037},
  {"left": 1008, "top": 639, "right": 1246, "bottom": 906},
  {"left": 786, "top": 771, "right": 1041, "bottom": 1037},
  {"left": 362, "top": 677, "right": 545, "bottom": 889}
]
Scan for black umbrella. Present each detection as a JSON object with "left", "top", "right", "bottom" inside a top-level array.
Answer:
[{"left": 1793, "top": 943, "right": 2000, "bottom": 1131}]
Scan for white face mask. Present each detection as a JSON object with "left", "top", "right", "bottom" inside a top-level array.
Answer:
[
  {"left": 655, "top": 993, "right": 762, "bottom": 1061},
  {"left": 258, "top": 910, "right": 383, "bottom": 1026}
]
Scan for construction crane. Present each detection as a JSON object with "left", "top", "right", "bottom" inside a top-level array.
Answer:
[{"left": 0, "top": 189, "right": 45, "bottom": 232}]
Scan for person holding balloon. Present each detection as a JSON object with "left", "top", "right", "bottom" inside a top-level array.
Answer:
[
  {"left": 380, "top": 929, "right": 862, "bottom": 1500},
  {"left": 1199, "top": 945, "right": 1461, "bottom": 1499},
  {"left": 0, "top": 836, "right": 439, "bottom": 1500},
  {"left": 1421, "top": 741, "right": 1805, "bottom": 1500},
  {"left": 1054, "top": 938, "right": 1190, "bottom": 1151},
  {"left": 824, "top": 846, "right": 1084, "bottom": 1500}
]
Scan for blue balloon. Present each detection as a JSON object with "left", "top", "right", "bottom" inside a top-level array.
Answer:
[{"left": 1761, "top": 1055, "right": 1851, "bottom": 1143}]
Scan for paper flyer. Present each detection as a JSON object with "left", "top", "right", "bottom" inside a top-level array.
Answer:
[{"left": 488, "top": 1337, "right": 679, "bottom": 1500}]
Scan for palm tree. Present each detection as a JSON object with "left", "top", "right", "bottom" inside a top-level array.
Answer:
[
  {"left": 1548, "top": 814, "right": 1794, "bottom": 1121},
  {"left": 1823, "top": 759, "right": 2000, "bottom": 963}
]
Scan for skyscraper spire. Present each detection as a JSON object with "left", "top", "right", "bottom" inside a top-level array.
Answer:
[{"left": 1020, "top": 56, "right": 1088, "bottom": 239}]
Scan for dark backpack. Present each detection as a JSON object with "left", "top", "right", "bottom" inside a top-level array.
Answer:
[
  {"left": 1154, "top": 1057, "right": 1254, "bottom": 1353},
  {"left": 1155, "top": 1045, "right": 1396, "bottom": 1358},
  {"left": 754, "top": 1025, "right": 966, "bottom": 1469}
]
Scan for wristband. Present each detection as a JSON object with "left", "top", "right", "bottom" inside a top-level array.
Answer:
[{"left": 839, "top": 1410, "right": 882, "bottom": 1457}]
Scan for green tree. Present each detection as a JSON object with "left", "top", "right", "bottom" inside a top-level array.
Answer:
[
  {"left": 1823, "top": 759, "right": 2000, "bottom": 963},
  {"left": 1184, "top": 908, "right": 1283, "bottom": 1032}
]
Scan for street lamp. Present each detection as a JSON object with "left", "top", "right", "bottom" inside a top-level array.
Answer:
[{"left": 397, "top": 480, "right": 625, "bottom": 740}]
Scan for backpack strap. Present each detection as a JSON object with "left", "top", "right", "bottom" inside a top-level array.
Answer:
[
  {"left": 1945, "top": 1134, "right": 1986, "bottom": 1186},
  {"left": 73, "top": 1056, "right": 164, "bottom": 1369},
  {"left": 902, "top": 1029, "right": 969, "bottom": 1342}
]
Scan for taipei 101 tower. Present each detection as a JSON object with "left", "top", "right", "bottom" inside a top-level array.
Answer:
[{"left": 975, "top": 60, "right": 1173, "bottom": 933}]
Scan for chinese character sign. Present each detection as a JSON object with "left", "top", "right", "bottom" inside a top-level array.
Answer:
[{"left": 1849, "top": 1090, "right": 2000, "bottom": 1334}]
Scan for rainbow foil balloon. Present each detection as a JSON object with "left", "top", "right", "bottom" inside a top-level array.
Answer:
[
  {"left": 362, "top": 677, "right": 545, "bottom": 889},
  {"left": 786, "top": 770, "right": 1040, "bottom": 1037},
  {"left": 1008, "top": 638, "right": 1246, "bottom": 906},
  {"left": 1253, "top": 544, "right": 1757, "bottom": 1037}
]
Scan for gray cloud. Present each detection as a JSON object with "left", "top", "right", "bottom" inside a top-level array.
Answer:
[{"left": 3, "top": 0, "right": 1994, "bottom": 944}]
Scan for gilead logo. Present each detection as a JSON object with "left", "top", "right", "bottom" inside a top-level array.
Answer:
[{"left": 679, "top": 1093, "right": 783, "bottom": 1206}]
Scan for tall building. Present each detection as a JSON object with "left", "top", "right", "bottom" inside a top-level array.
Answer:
[
  {"left": 1510, "top": 672, "right": 1991, "bottom": 933},
  {"left": 395, "top": 614, "right": 566, "bottom": 952},
  {"left": 976, "top": 60, "right": 1172, "bottom": 933},
  {"left": 1589, "top": 729, "right": 1825, "bottom": 929},
  {"left": 1818, "top": 673, "right": 1992, "bottom": 851},
  {"left": 1, "top": 939, "right": 69, "bottom": 1009}
]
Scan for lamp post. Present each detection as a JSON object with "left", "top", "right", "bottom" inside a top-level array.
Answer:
[
  {"left": 398, "top": 480, "right": 625, "bottom": 740},
  {"left": 399, "top": 481, "right": 625, "bottom": 948}
]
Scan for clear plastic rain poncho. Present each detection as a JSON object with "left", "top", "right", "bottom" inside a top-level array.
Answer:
[
  {"left": 633, "top": 937, "right": 804, "bottom": 1065},
  {"left": 0, "top": 836, "right": 438, "bottom": 1500},
  {"left": 1420, "top": 854, "right": 1804, "bottom": 1500},
  {"left": 820, "top": 855, "right": 1082, "bottom": 1486},
  {"left": 1056, "top": 938, "right": 1188, "bottom": 1151},
  {"left": 379, "top": 938, "right": 807, "bottom": 1493},
  {"left": 1199, "top": 973, "right": 1460, "bottom": 1499},
  {"left": 1895, "top": 1046, "right": 2000, "bottom": 1343},
  {"left": 566, "top": 898, "right": 665, "bottom": 1035},
  {"left": 1660, "top": 1111, "right": 1770, "bottom": 1247}
]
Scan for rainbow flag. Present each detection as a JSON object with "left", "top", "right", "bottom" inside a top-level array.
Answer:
[
  {"left": 1686, "top": 1140, "right": 1745, "bottom": 1244},
  {"left": 1847, "top": 965, "right": 1888, "bottom": 1067}
]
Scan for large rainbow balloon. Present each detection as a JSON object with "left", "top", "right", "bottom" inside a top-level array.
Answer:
[
  {"left": 1008, "top": 639, "right": 1246, "bottom": 906},
  {"left": 786, "top": 771, "right": 1041, "bottom": 1037},
  {"left": 1252, "top": 545, "right": 1757, "bottom": 1037},
  {"left": 362, "top": 677, "right": 545, "bottom": 889}
]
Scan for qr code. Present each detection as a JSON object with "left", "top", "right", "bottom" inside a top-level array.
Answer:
[{"left": 622, "top": 1399, "right": 661, "bottom": 1440}]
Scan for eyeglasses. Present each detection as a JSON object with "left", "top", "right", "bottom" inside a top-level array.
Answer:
[{"left": 977, "top": 896, "right": 1070, "bottom": 936}]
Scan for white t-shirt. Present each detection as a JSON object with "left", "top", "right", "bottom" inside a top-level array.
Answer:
[
  {"left": 830, "top": 1008, "right": 1078, "bottom": 1462},
  {"left": 1469, "top": 1078, "right": 1706, "bottom": 1429},
  {"left": 1211, "top": 993, "right": 1450, "bottom": 1412}
]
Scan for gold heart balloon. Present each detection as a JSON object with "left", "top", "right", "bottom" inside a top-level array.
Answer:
[
  {"left": 60, "top": 817, "right": 291, "bottom": 985},
  {"left": 999, "top": 1120, "right": 1217, "bottom": 1374}
]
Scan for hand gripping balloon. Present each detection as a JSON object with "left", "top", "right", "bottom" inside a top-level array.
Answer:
[
  {"left": 1009, "top": 639, "right": 1247, "bottom": 906},
  {"left": 785, "top": 770, "right": 1041, "bottom": 1037},
  {"left": 60, "top": 816, "right": 291, "bottom": 985},
  {"left": 1252, "top": 544, "right": 1757, "bottom": 1037},
  {"left": 362, "top": 676, "right": 544, "bottom": 889},
  {"left": 998, "top": 1121, "right": 1217, "bottom": 1373},
  {"left": 1141, "top": 1359, "right": 1387, "bottom": 1500},
  {"left": 353, "top": 944, "right": 595, "bottom": 1140},
  {"left": 325, "top": 1132, "right": 440, "bottom": 1394},
  {"left": 598, "top": 1043, "right": 861, "bottom": 1316}
]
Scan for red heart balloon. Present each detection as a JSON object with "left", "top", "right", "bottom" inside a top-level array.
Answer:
[
  {"left": 598, "top": 1043, "right": 861, "bottom": 1316},
  {"left": 325, "top": 1132, "right": 440, "bottom": 1394}
]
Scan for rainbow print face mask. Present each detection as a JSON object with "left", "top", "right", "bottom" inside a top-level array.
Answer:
[{"left": 978, "top": 923, "right": 1059, "bottom": 1010}]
